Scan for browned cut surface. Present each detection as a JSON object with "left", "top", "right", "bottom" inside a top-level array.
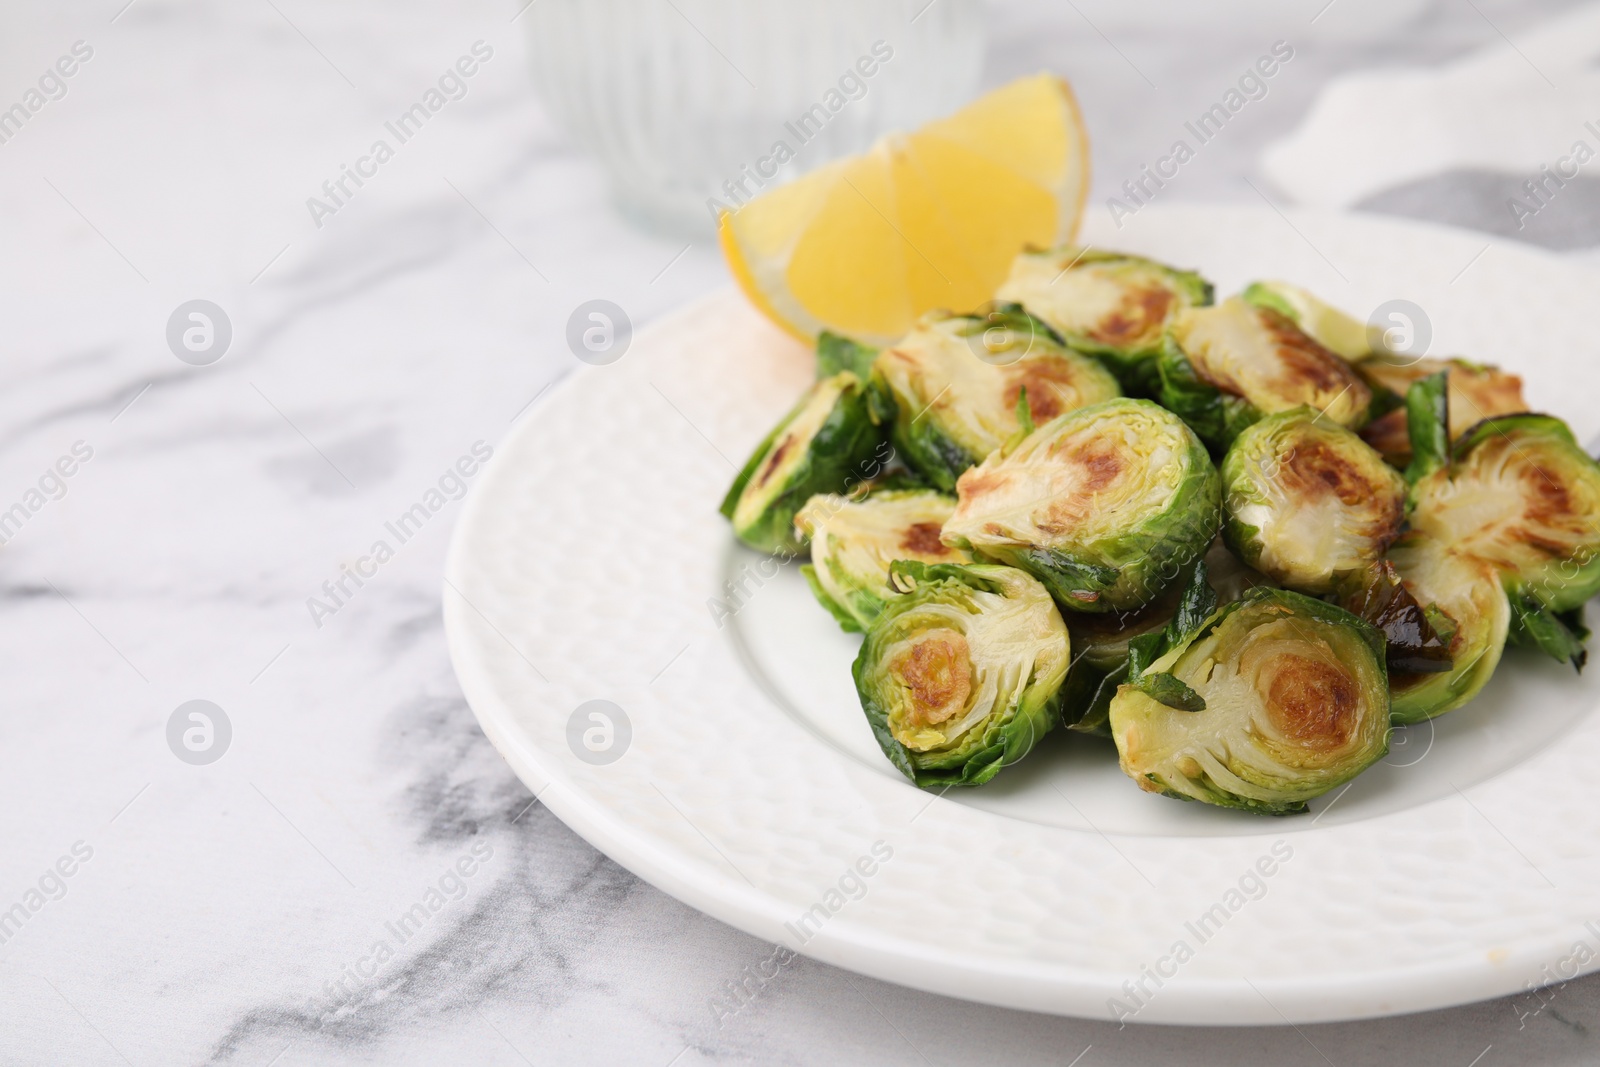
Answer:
[
  {"left": 1038, "top": 440, "right": 1124, "bottom": 532},
  {"left": 957, "top": 466, "right": 1010, "bottom": 503},
  {"left": 1280, "top": 437, "right": 1403, "bottom": 545},
  {"left": 1259, "top": 308, "right": 1364, "bottom": 400},
  {"left": 1002, "top": 357, "right": 1087, "bottom": 423},
  {"left": 1359, "top": 410, "right": 1409, "bottom": 463},
  {"left": 900, "top": 522, "right": 951, "bottom": 557},
  {"left": 754, "top": 436, "right": 793, "bottom": 489},
  {"left": 1513, "top": 450, "right": 1584, "bottom": 556},
  {"left": 1451, "top": 365, "right": 1526, "bottom": 434},
  {"left": 1264, "top": 654, "right": 1359, "bottom": 751},
  {"left": 892, "top": 632, "right": 972, "bottom": 726},
  {"left": 1089, "top": 285, "right": 1174, "bottom": 347}
]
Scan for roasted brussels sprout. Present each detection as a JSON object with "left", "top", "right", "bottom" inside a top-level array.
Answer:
[
  {"left": 720, "top": 371, "right": 886, "bottom": 554},
  {"left": 995, "top": 248, "right": 1213, "bottom": 394},
  {"left": 1357, "top": 355, "right": 1527, "bottom": 465},
  {"left": 795, "top": 487, "right": 969, "bottom": 633},
  {"left": 853, "top": 561, "right": 1070, "bottom": 788},
  {"left": 1241, "top": 281, "right": 1370, "bottom": 362},
  {"left": 1110, "top": 588, "right": 1391, "bottom": 814},
  {"left": 1386, "top": 531, "right": 1511, "bottom": 723},
  {"left": 1160, "top": 297, "right": 1372, "bottom": 451},
  {"left": 873, "top": 306, "right": 1121, "bottom": 491},
  {"left": 942, "top": 398, "right": 1221, "bottom": 614},
  {"left": 1221, "top": 409, "right": 1406, "bottom": 594},
  {"left": 1408, "top": 406, "right": 1600, "bottom": 668}
]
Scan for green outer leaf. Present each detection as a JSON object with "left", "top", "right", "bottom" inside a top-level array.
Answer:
[
  {"left": 816, "top": 332, "right": 879, "bottom": 379},
  {"left": 1130, "top": 671, "right": 1206, "bottom": 711},
  {"left": 886, "top": 558, "right": 1005, "bottom": 596},
  {"left": 1010, "top": 548, "right": 1122, "bottom": 606},
  {"left": 1403, "top": 371, "right": 1450, "bottom": 485},
  {"left": 884, "top": 393, "right": 980, "bottom": 493},
  {"left": 1508, "top": 589, "right": 1589, "bottom": 671},
  {"left": 722, "top": 373, "right": 888, "bottom": 554},
  {"left": 853, "top": 563, "right": 1065, "bottom": 789},
  {"left": 1452, "top": 411, "right": 1579, "bottom": 457},
  {"left": 1064, "top": 660, "right": 1127, "bottom": 737},
  {"left": 957, "top": 302, "right": 1068, "bottom": 351},
  {"left": 1364, "top": 381, "right": 1406, "bottom": 424},
  {"left": 1127, "top": 559, "right": 1217, "bottom": 679},
  {"left": 1239, "top": 282, "right": 1295, "bottom": 320},
  {"left": 1013, "top": 384, "right": 1035, "bottom": 438},
  {"left": 1156, "top": 334, "right": 1263, "bottom": 453},
  {"left": 800, "top": 563, "right": 863, "bottom": 634}
]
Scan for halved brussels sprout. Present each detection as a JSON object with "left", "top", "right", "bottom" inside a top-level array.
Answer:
[
  {"left": 1221, "top": 409, "right": 1406, "bottom": 594},
  {"left": 941, "top": 398, "right": 1221, "bottom": 614},
  {"left": 1409, "top": 410, "right": 1600, "bottom": 667},
  {"left": 1160, "top": 297, "right": 1372, "bottom": 451},
  {"left": 1408, "top": 409, "right": 1600, "bottom": 606},
  {"left": 720, "top": 371, "right": 886, "bottom": 554},
  {"left": 1241, "top": 281, "right": 1370, "bottom": 362},
  {"left": 1386, "top": 531, "right": 1511, "bottom": 723},
  {"left": 795, "top": 487, "right": 970, "bottom": 633},
  {"left": 1357, "top": 355, "right": 1527, "bottom": 465},
  {"left": 872, "top": 306, "right": 1122, "bottom": 491},
  {"left": 853, "top": 562, "right": 1070, "bottom": 788},
  {"left": 995, "top": 248, "right": 1213, "bottom": 393},
  {"left": 1110, "top": 588, "right": 1391, "bottom": 815}
]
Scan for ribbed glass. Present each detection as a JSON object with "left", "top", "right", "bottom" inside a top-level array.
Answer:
[{"left": 523, "top": 0, "right": 986, "bottom": 235}]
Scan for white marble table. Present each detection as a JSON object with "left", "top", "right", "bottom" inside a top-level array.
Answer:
[{"left": 3, "top": 0, "right": 1598, "bottom": 1063}]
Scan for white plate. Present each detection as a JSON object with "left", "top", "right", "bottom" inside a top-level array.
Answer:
[{"left": 445, "top": 205, "right": 1600, "bottom": 1025}]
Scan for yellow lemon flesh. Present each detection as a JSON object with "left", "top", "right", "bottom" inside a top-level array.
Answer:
[{"left": 719, "top": 73, "right": 1090, "bottom": 348}]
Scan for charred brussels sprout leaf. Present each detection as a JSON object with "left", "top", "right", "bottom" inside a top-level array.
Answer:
[
  {"left": 853, "top": 562, "right": 1071, "bottom": 788},
  {"left": 995, "top": 248, "right": 1213, "bottom": 394},
  {"left": 816, "top": 331, "right": 879, "bottom": 380},
  {"left": 1160, "top": 297, "right": 1372, "bottom": 451},
  {"left": 1221, "top": 409, "right": 1406, "bottom": 594},
  {"left": 942, "top": 398, "right": 1221, "bottom": 613},
  {"left": 794, "top": 487, "right": 969, "bottom": 633},
  {"left": 1335, "top": 559, "right": 1453, "bottom": 676},
  {"left": 1062, "top": 561, "right": 1215, "bottom": 736},
  {"left": 1410, "top": 414, "right": 1600, "bottom": 645},
  {"left": 1358, "top": 355, "right": 1527, "bottom": 466},
  {"left": 1110, "top": 588, "right": 1391, "bottom": 815},
  {"left": 872, "top": 307, "right": 1121, "bottom": 491},
  {"left": 1386, "top": 531, "right": 1511, "bottom": 722},
  {"left": 1241, "top": 281, "right": 1371, "bottom": 362},
  {"left": 720, "top": 371, "right": 887, "bottom": 554}
]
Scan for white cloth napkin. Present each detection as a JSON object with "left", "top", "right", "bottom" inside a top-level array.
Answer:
[{"left": 1262, "top": 1, "right": 1600, "bottom": 256}]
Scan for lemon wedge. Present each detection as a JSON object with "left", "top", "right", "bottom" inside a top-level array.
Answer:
[{"left": 719, "top": 73, "right": 1090, "bottom": 348}]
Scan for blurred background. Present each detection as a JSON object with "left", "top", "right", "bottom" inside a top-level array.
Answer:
[{"left": 3, "top": 0, "right": 1600, "bottom": 1063}]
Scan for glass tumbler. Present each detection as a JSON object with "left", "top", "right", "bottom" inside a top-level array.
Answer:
[{"left": 522, "top": 0, "right": 987, "bottom": 235}]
